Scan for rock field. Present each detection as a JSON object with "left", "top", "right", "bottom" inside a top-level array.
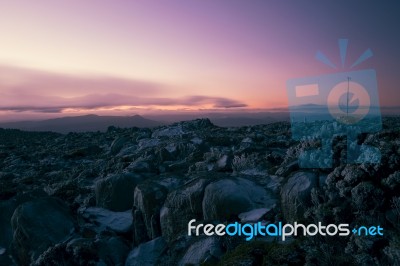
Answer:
[{"left": 1, "top": 117, "right": 400, "bottom": 265}]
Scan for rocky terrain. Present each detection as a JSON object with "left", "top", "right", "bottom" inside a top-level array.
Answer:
[{"left": 0, "top": 117, "right": 400, "bottom": 265}]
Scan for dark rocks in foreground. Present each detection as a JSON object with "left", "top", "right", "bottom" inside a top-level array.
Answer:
[
  {"left": 0, "top": 117, "right": 399, "bottom": 265},
  {"left": 11, "top": 198, "right": 75, "bottom": 265}
]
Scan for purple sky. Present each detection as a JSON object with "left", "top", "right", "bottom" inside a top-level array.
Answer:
[{"left": 0, "top": 1, "right": 399, "bottom": 121}]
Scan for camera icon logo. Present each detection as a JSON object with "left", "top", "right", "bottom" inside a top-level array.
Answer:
[
  {"left": 287, "top": 39, "right": 382, "bottom": 168},
  {"left": 327, "top": 79, "right": 370, "bottom": 125}
]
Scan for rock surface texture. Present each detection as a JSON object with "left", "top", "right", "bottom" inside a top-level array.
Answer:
[{"left": 0, "top": 117, "right": 399, "bottom": 265}]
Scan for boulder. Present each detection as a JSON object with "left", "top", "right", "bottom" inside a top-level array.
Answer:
[
  {"left": 275, "top": 160, "right": 299, "bottom": 177},
  {"left": 152, "top": 125, "right": 184, "bottom": 138},
  {"left": 96, "top": 236, "right": 130, "bottom": 266},
  {"left": 126, "top": 158, "right": 157, "bottom": 174},
  {"left": 0, "top": 200, "right": 17, "bottom": 257},
  {"left": 137, "top": 138, "right": 160, "bottom": 150},
  {"left": 280, "top": 171, "right": 318, "bottom": 222},
  {"left": 216, "top": 154, "right": 233, "bottom": 172},
  {"left": 183, "top": 118, "right": 214, "bottom": 129},
  {"left": 133, "top": 181, "right": 168, "bottom": 240},
  {"left": 110, "top": 137, "right": 129, "bottom": 155},
  {"left": 0, "top": 190, "right": 48, "bottom": 263},
  {"left": 351, "top": 182, "right": 384, "bottom": 211},
  {"left": 33, "top": 236, "right": 129, "bottom": 266},
  {"left": 382, "top": 171, "right": 400, "bottom": 190},
  {"left": 202, "top": 177, "right": 276, "bottom": 221},
  {"left": 179, "top": 237, "right": 223, "bottom": 266},
  {"left": 238, "top": 207, "right": 272, "bottom": 223},
  {"left": 95, "top": 173, "right": 143, "bottom": 211},
  {"left": 125, "top": 237, "right": 166, "bottom": 266},
  {"left": 79, "top": 207, "right": 133, "bottom": 234},
  {"left": 160, "top": 178, "right": 210, "bottom": 242},
  {"left": 0, "top": 247, "right": 12, "bottom": 266},
  {"left": 32, "top": 239, "right": 98, "bottom": 266},
  {"left": 0, "top": 199, "right": 15, "bottom": 265},
  {"left": 132, "top": 209, "right": 149, "bottom": 246},
  {"left": 11, "top": 197, "right": 75, "bottom": 265}
]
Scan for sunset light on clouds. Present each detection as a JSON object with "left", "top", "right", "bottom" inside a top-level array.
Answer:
[{"left": 0, "top": 1, "right": 399, "bottom": 121}]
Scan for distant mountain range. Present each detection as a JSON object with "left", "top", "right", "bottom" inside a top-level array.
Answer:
[
  {"left": 0, "top": 113, "right": 291, "bottom": 133},
  {"left": 0, "top": 115, "right": 163, "bottom": 133},
  {"left": 1, "top": 107, "right": 397, "bottom": 133}
]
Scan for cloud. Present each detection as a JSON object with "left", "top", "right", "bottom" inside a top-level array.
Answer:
[
  {"left": 0, "top": 64, "right": 162, "bottom": 97},
  {"left": 180, "top": 96, "right": 247, "bottom": 108},
  {"left": 0, "top": 93, "right": 247, "bottom": 113},
  {"left": 0, "top": 65, "right": 247, "bottom": 113}
]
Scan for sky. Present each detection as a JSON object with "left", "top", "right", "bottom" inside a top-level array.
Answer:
[{"left": 0, "top": 1, "right": 399, "bottom": 121}]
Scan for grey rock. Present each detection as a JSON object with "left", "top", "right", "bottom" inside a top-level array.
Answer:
[
  {"left": 382, "top": 171, "right": 400, "bottom": 190},
  {"left": 33, "top": 234, "right": 129, "bottom": 266},
  {"left": 138, "top": 138, "right": 160, "bottom": 150},
  {"left": 383, "top": 244, "right": 400, "bottom": 265},
  {"left": 96, "top": 236, "right": 130, "bottom": 266},
  {"left": 133, "top": 209, "right": 149, "bottom": 246},
  {"left": 152, "top": 125, "right": 184, "bottom": 138},
  {"left": 385, "top": 209, "right": 400, "bottom": 230},
  {"left": 238, "top": 207, "right": 273, "bottom": 223},
  {"left": 179, "top": 237, "right": 223, "bottom": 266},
  {"left": 319, "top": 174, "right": 328, "bottom": 187},
  {"left": 80, "top": 207, "right": 133, "bottom": 234},
  {"left": 202, "top": 177, "right": 276, "bottom": 221},
  {"left": 110, "top": 137, "right": 128, "bottom": 155},
  {"left": 133, "top": 181, "right": 168, "bottom": 240},
  {"left": 95, "top": 173, "right": 143, "bottom": 211},
  {"left": 0, "top": 190, "right": 48, "bottom": 261},
  {"left": 32, "top": 239, "right": 98, "bottom": 266},
  {"left": 179, "top": 118, "right": 214, "bottom": 131},
  {"left": 126, "top": 158, "right": 155, "bottom": 173},
  {"left": 342, "top": 165, "right": 366, "bottom": 185},
  {"left": 351, "top": 182, "right": 384, "bottom": 211},
  {"left": 2, "top": 117, "right": 400, "bottom": 265},
  {"left": 125, "top": 237, "right": 166, "bottom": 266},
  {"left": 280, "top": 171, "right": 318, "bottom": 222},
  {"left": 275, "top": 160, "right": 299, "bottom": 177},
  {"left": 11, "top": 197, "right": 75, "bottom": 265},
  {"left": 0, "top": 248, "right": 12, "bottom": 266},
  {"left": 216, "top": 154, "right": 233, "bottom": 171},
  {"left": 160, "top": 178, "right": 210, "bottom": 242},
  {"left": 156, "top": 146, "right": 176, "bottom": 162},
  {"left": 190, "top": 137, "right": 203, "bottom": 145},
  {"left": 0, "top": 200, "right": 17, "bottom": 257}
]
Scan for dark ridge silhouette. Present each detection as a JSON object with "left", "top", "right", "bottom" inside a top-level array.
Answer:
[{"left": 0, "top": 114, "right": 164, "bottom": 133}]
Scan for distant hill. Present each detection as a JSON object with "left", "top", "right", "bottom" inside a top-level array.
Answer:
[
  {"left": 0, "top": 111, "right": 294, "bottom": 133},
  {"left": 0, "top": 114, "right": 164, "bottom": 133},
  {"left": 145, "top": 112, "right": 290, "bottom": 127}
]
